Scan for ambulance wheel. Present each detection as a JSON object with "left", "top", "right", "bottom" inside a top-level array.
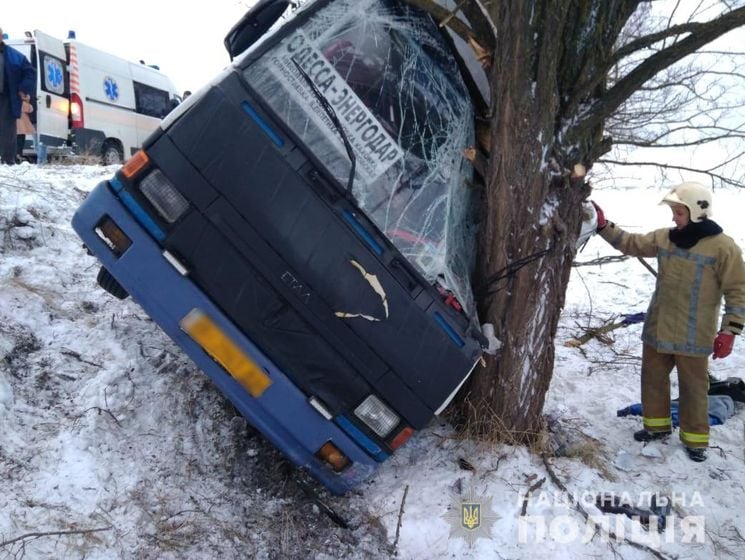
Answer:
[
  {"left": 97, "top": 267, "right": 129, "bottom": 300},
  {"left": 101, "top": 141, "right": 124, "bottom": 165}
]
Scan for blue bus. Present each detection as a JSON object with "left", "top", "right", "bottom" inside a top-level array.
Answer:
[{"left": 72, "top": 0, "right": 487, "bottom": 494}]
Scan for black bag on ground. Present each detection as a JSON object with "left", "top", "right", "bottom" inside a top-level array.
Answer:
[{"left": 708, "top": 377, "right": 745, "bottom": 403}]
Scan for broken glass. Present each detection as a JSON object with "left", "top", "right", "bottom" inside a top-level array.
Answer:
[{"left": 243, "top": 0, "right": 478, "bottom": 318}]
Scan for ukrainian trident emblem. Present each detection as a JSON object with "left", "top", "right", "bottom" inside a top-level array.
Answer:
[
  {"left": 442, "top": 487, "right": 499, "bottom": 545},
  {"left": 462, "top": 502, "right": 481, "bottom": 530}
]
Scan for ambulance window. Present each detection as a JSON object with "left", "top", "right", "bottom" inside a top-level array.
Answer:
[
  {"left": 134, "top": 82, "right": 170, "bottom": 118},
  {"left": 39, "top": 52, "right": 67, "bottom": 96},
  {"left": 15, "top": 44, "right": 33, "bottom": 61}
]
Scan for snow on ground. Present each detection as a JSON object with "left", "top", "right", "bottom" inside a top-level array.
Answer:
[{"left": 1, "top": 163, "right": 745, "bottom": 559}]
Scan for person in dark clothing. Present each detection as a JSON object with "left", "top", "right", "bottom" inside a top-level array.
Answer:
[{"left": 0, "top": 28, "right": 36, "bottom": 164}]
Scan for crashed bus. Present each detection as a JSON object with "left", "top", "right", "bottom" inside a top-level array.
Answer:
[{"left": 72, "top": 0, "right": 491, "bottom": 494}]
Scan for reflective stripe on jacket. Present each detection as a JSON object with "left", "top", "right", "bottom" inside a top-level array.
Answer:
[{"left": 600, "top": 223, "right": 745, "bottom": 356}]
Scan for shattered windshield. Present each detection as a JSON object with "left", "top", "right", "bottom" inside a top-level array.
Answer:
[{"left": 243, "top": 0, "right": 477, "bottom": 318}]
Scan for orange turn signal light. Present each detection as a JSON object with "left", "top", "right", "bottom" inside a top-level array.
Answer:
[
  {"left": 121, "top": 150, "right": 150, "bottom": 180},
  {"left": 316, "top": 441, "right": 350, "bottom": 472}
]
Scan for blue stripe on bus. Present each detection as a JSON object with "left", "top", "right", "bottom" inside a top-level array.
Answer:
[
  {"left": 342, "top": 210, "right": 384, "bottom": 255},
  {"left": 118, "top": 191, "right": 166, "bottom": 242},
  {"left": 241, "top": 101, "right": 285, "bottom": 147},
  {"left": 434, "top": 312, "right": 465, "bottom": 348},
  {"left": 335, "top": 415, "right": 389, "bottom": 462}
]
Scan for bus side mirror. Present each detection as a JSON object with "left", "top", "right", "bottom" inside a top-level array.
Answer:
[{"left": 224, "top": 0, "right": 290, "bottom": 61}]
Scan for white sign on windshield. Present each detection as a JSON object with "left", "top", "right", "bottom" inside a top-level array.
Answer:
[{"left": 266, "top": 30, "right": 404, "bottom": 183}]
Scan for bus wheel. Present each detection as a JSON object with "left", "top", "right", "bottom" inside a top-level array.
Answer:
[
  {"left": 101, "top": 141, "right": 124, "bottom": 165},
  {"left": 97, "top": 266, "right": 129, "bottom": 300}
]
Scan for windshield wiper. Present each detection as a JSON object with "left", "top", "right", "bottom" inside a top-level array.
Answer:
[{"left": 291, "top": 58, "right": 356, "bottom": 198}]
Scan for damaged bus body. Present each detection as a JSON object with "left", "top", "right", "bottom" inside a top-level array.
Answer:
[{"left": 72, "top": 0, "right": 487, "bottom": 494}]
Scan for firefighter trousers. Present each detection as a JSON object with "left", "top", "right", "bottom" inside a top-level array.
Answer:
[{"left": 641, "top": 344, "right": 709, "bottom": 448}]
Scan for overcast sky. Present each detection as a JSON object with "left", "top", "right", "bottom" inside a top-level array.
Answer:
[
  {"left": 2, "top": 0, "right": 258, "bottom": 93},
  {"left": 4, "top": 0, "right": 743, "bottom": 187}
]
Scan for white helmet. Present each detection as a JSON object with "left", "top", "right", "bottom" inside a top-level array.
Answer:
[{"left": 660, "top": 181, "right": 713, "bottom": 223}]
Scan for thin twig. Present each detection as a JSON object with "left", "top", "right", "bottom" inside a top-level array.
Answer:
[
  {"left": 732, "top": 524, "right": 745, "bottom": 543},
  {"left": 0, "top": 525, "right": 113, "bottom": 548},
  {"left": 636, "top": 257, "right": 658, "bottom": 277},
  {"left": 82, "top": 406, "right": 121, "bottom": 427},
  {"left": 565, "top": 318, "right": 632, "bottom": 348},
  {"left": 599, "top": 280, "right": 631, "bottom": 289},
  {"left": 60, "top": 348, "right": 103, "bottom": 368},
  {"left": 393, "top": 485, "right": 409, "bottom": 555},
  {"left": 520, "top": 477, "right": 546, "bottom": 516},
  {"left": 573, "top": 255, "right": 630, "bottom": 267},
  {"left": 294, "top": 476, "right": 349, "bottom": 529}
]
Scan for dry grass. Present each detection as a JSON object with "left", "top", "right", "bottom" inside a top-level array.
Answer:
[
  {"left": 443, "top": 398, "right": 617, "bottom": 481},
  {"left": 560, "top": 437, "right": 617, "bottom": 481},
  {"left": 443, "top": 396, "right": 548, "bottom": 449},
  {"left": 58, "top": 152, "right": 107, "bottom": 166}
]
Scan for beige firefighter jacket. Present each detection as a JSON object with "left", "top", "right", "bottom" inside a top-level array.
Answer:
[{"left": 599, "top": 222, "right": 745, "bottom": 356}]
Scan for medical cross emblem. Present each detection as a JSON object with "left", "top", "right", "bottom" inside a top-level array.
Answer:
[
  {"left": 104, "top": 77, "right": 119, "bottom": 102},
  {"left": 46, "top": 60, "right": 63, "bottom": 90}
]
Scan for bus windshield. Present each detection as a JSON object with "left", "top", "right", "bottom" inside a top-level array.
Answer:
[{"left": 243, "top": 0, "right": 478, "bottom": 318}]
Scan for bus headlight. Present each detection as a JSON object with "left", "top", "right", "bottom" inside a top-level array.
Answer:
[
  {"left": 354, "top": 395, "right": 399, "bottom": 438},
  {"left": 139, "top": 169, "right": 189, "bottom": 224}
]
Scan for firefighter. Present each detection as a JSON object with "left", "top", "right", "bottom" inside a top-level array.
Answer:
[{"left": 592, "top": 182, "right": 745, "bottom": 462}]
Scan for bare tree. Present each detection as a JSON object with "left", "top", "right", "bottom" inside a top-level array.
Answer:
[
  {"left": 599, "top": 4, "right": 745, "bottom": 188},
  {"left": 405, "top": 0, "right": 745, "bottom": 438}
]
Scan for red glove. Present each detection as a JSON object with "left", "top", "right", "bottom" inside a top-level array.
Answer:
[
  {"left": 712, "top": 331, "right": 735, "bottom": 359},
  {"left": 591, "top": 201, "right": 607, "bottom": 231}
]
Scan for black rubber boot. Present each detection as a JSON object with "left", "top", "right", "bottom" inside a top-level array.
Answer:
[
  {"left": 685, "top": 447, "right": 707, "bottom": 462},
  {"left": 633, "top": 429, "right": 672, "bottom": 442}
]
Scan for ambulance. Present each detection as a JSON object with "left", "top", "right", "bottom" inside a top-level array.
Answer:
[{"left": 7, "top": 30, "right": 179, "bottom": 163}]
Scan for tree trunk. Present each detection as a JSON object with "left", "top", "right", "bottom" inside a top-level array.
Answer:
[
  {"left": 455, "top": 0, "right": 630, "bottom": 438},
  {"left": 426, "top": 0, "right": 745, "bottom": 439}
]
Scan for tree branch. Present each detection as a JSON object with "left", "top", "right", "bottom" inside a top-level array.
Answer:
[
  {"left": 403, "top": 0, "right": 478, "bottom": 45},
  {"left": 596, "top": 158, "right": 745, "bottom": 187},
  {"left": 571, "top": 5, "right": 745, "bottom": 143},
  {"left": 612, "top": 21, "right": 710, "bottom": 64},
  {"left": 0, "top": 526, "right": 113, "bottom": 548},
  {"left": 392, "top": 485, "right": 409, "bottom": 554},
  {"left": 613, "top": 132, "right": 745, "bottom": 148}
]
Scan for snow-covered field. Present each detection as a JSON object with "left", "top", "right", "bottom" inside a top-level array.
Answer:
[{"left": 1, "top": 163, "right": 744, "bottom": 560}]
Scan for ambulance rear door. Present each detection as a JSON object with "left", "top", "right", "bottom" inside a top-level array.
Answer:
[{"left": 33, "top": 30, "right": 69, "bottom": 151}]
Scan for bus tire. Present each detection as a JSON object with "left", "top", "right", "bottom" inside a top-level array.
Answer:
[{"left": 97, "top": 266, "right": 129, "bottom": 300}]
